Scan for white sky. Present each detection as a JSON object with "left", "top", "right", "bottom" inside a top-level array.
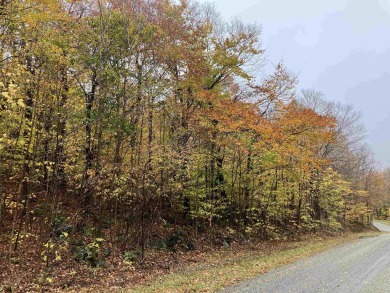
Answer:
[{"left": 199, "top": 0, "right": 390, "bottom": 168}]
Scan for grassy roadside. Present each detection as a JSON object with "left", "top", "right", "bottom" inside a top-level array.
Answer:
[
  {"left": 127, "top": 231, "right": 382, "bottom": 293},
  {"left": 374, "top": 219, "right": 390, "bottom": 226}
]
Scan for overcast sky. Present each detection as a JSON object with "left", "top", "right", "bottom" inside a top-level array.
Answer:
[{"left": 199, "top": 0, "right": 390, "bottom": 168}]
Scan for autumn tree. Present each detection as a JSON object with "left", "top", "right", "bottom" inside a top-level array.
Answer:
[{"left": 0, "top": 1, "right": 384, "bottom": 275}]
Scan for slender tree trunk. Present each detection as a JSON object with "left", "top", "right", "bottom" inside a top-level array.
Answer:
[
  {"left": 82, "top": 72, "right": 98, "bottom": 205},
  {"left": 13, "top": 56, "right": 35, "bottom": 251}
]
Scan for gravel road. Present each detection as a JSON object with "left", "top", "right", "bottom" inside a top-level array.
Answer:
[{"left": 221, "top": 221, "right": 390, "bottom": 293}]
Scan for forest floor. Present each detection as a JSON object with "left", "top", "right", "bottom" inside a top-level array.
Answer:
[{"left": 0, "top": 227, "right": 381, "bottom": 292}]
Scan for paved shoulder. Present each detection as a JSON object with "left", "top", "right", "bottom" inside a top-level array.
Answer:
[
  {"left": 221, "top": 223, "right": 390, "bottom": 293},
  {"left": 373, "top": 221, "right": 390, "bottom": 232}
]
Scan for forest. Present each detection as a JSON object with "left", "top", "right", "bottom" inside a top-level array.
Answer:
[{"left": 1, "top": 0, "right": 390, "bottom": 290}]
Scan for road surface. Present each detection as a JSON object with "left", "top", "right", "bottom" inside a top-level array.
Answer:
[{"left": 221, "top": 221, "right": 390, "bottom": 293}]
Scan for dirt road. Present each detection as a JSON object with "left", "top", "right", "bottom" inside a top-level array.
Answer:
[{"left": 221, "top": 222, "right": 390, "bottom": 293}]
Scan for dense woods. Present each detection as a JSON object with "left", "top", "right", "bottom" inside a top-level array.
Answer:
[{"left": 1, "top": 0, "right": 390, "bottom": 289}]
